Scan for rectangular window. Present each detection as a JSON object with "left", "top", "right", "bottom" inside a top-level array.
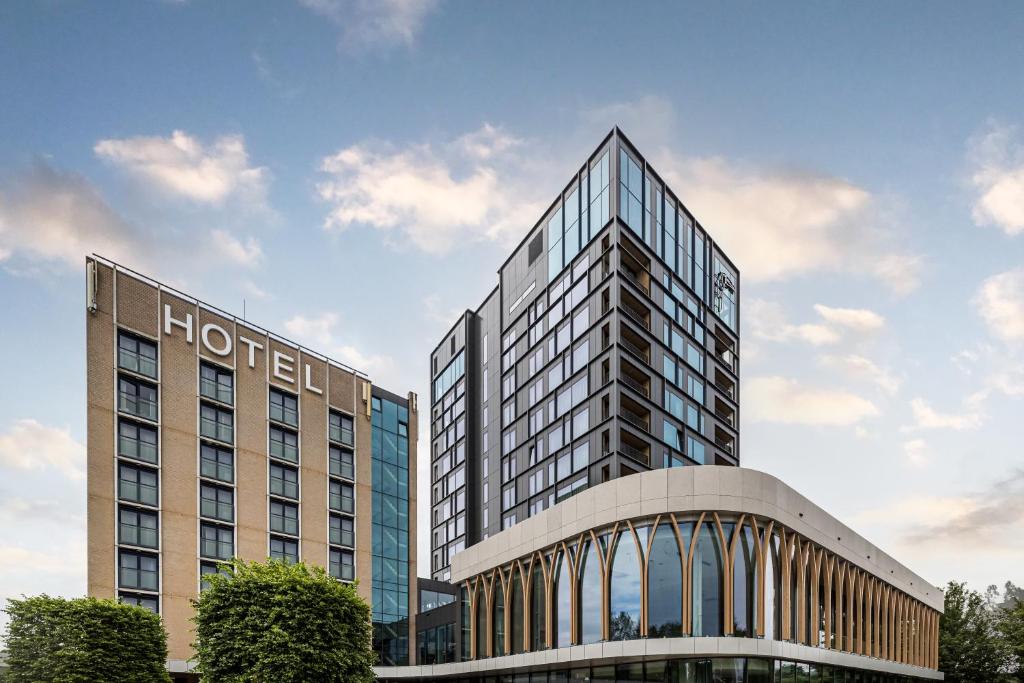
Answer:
[
  {"left": 119, "top": 593, "right": 158, "bottom": 613},
  {"left": 330, "top": 548, "right": 354, "bottom": 581},
  {"left": 270, "top": 536, "right": 298, "bottom": 564},
  {"left": 118, "top": 376, "right": 158, "bottom": 421},
  {"left": 118, "top": 507, "right": 158, "bottom": 549},
  {"left": 118, "top": 420, "right": 158, "bottom": 464},
  {"left": 269, "top": 389, "right": 298, "bottom": 426},
  {"left": 200, "top": 443, "right": 233, "bottom": 483},
  {"left": 269, "top": 426, "right": 298, "bottom": 462},
  {"left": 330, "top": 514, "right": 354, "bottom": 547},
  {"left": 200, "top": 484, "right": 234, "bottom": 523},
  {"left": 200, "top": 523, "right": 233, "bottom": 560},
  {"left": 269, "top": 500, "right": 299, "bottom": 536},
  {"left": 200, "top": 363, "right": 233, "bottom": 405},
  {"left": 329, "top": 445, "right": 354, "bottom": 480},
  {"left": 330, "top": 480, "right": 354, "bottom": 514},
  {"left": 329, "top": 411, "right": 354, "bottom": 446},
  {"left": 200, "top": 562, "right": 222, "bottom": 592},
  {"left": 269, "top": 462, "right": 298, "bottom": 499},
  {"left": 119, "top": 550, "right": 158, "bottom": 591},
  {"left": 118, "top": 332, "right": 157, "bottom": 379},
  {"left": 118, "top": 463, "right": 158, "bottom": 507},
  {"left": 200, "top": 403, "right": 233, "bottom": 444}
]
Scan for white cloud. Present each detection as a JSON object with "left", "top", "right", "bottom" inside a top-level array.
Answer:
[
  {"left": 974, "top": 268, "right": 1024, "bottom": 344},
  {"left": 746, "top": 299, "right": 884, "bottom": 348},
  {"left": 0, "top": 545, "right": 85, "bottom": 575},
  {"left": 95, "top": 130, "right": 268, "bottom": 205},
  {"left": 812, "top": 304, "right": 885, "bottom": 332},
  {"left": 819, "top": 354, "right": 900, "bottom": 395},
  {"left": 0, "top": 163, "right": 154, "bottom": 271},
  {"left": 210, "top": 229, "right": 264, "bottom": 268},
  {"left": 298, "top": 0, "right": 439, "bottom": 51},
  {"left": 745, "top": 376, "right": 879, "bottom": 426},
  {"left": 0, "top": 498, "right": 83, "bottom": 525},
  {"left": 968, "top": 121, "right": 1024, "bottom": 236},
  {"left": 903, "top": 439, "right": 929, "bottom": 467},
  {"left": 284, "top": 312, "right": 398, "bottom": 387},
  {"left": 905, "top": 397, "right": 984, "bottom": 431},
  {"left": 0, "top": 419, "right": 85, "bottom": 480},
  {"left": 315, "top": 124, "right": 547, "bottom": 254}
]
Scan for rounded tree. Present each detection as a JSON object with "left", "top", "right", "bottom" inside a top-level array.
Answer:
[
  {"left": 2, "top": 595, "right": 170, "bottom": 683},
  {"left": 192, "top": 559, "right": 375, "bottom": 683}
]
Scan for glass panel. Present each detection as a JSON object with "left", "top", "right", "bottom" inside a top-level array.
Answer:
[
  {"left": 692, "top": 520, "right": 723, "bottom": 636},
  {"left": 609, "top": 529, "right": 641, "bottom": 640},
  {"left": 578, "top": 539, "right": 602, "bottom": 644},
  {"left": 510, "top": 569, "right": 525, "bottom": 654},
  {"left": 554, "top": 548, "right": 572, "bottom": 647},
  {"left": 648, "top": 522, "right": 683, "bottom": 637},
  {"left": 531, "top": 562, "right": 546, "bottom": 651}
]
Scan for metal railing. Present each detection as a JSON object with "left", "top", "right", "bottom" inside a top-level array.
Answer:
[
  {"left": 619, "top": 373, "right": 649, "bottom": 397},
  {"left": 621, "top": 302, "right": 651, "bottom": 330},
  {"left": 620, "top": 442, "right": 650, "bottom": 465},
  {"left": 620, "top": 407, "right": 650, "bottom": 432},
  {"left": 619, "top": 337, "right": 649, "bottom": 362}
]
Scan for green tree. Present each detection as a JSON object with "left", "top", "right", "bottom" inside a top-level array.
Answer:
[
  {"left": 2, "top": 595, "right": 169, "bottom": 683},
  {"left": 940, "top": 581, "right": 1010, "bottom": 683},
  {"left": 192, "top": 559, "right": 375, "bottom": 683},
  {"left": 999, "top": 598, "right": 1024, "bottom": 680}
]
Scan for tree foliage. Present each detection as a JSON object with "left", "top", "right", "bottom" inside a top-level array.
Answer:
[
  {"left": 2, "top": 595, "right": 169, "bottom": 683},
  {"left": 940, "top": 581, "right": 1011, "bottom": 682},
  {"left": 1000, "top": 595, "right": 1024, "bottom": 679},
  {"left": 191, "top": 559, "right": 375, "bottom": 683}
]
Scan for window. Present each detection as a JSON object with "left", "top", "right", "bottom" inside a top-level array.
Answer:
[
  {"left": 118, "top": 377, "right": 157, "bottom": 421},
  {"left": 578, "top": 539, "right": 602, "bottom": 644},
  {"left": 329, "top": 446, "right": 354, "bottom": 480},
  {"left": 270, "top": 500, "right": 299, "bottom": 536},
  {"left": 200, "top": 484, "right": 233, "bottom": 522},
  {"left": 200, "top": 523, "right": 233, "bottom": 560},
  {"left": 119, "top": 550, "right": 158, "bottom": 591},
  {"left": 119, "top": 464, "right": 157, "bottom": 506},
  {"left": 118, "top": 333, "right": 157, "bottom": 378},
  {"left": 330, "top": 480, "right": 354, "bottom": 514},
  {"left": 119, "top": 593, "right": 158, "bottom": 613},
  {"left": 118, "top": 420, "right": 158, "bottom": 464},
  {"left": 200, "top": 443, "right": 233, "bottom": 483},
  {"left": 119, "top": 507, "right": 158, "bottom": 548},
  {"left": 330, "top": 548, "right": 354, "bottom": 581},
  {"left": 200, "top": 403, "right": 233, "bottom": 444},
  {"left": 330, "top": 514, "right": 354, "bottom": 547},
  {"left": 270, "top": 536, "right": 298, "bottom": 564},
  {"left": 269, "top": 463, "right": 299, "bottom": 499},
  {"left": 648, "top": 522, "right": 684, "bottom": 637},
  {"left": 329, "top": 411, "right": 354, "bottom": 446},
  {"left": 200, "top": 363, "right": 233, "bottom": 405},
  {"left": 269, "top": 389, "right": 298, "bottom": 426},
  {"left": 200, "top": 562, "right": 223, "bottom": 592},
  {"left": 269, "top": 426, "right": 298, "bottom": 462},
  {"left": 609, "top": 529, "right": 642, "bottom": 640},
  {"left": 528, "top": 232, "right": 544, "bottom": 265}
]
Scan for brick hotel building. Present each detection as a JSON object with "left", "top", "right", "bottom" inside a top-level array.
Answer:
[{"left": 85, "top": 256, "right": 416, "bottom": 676}]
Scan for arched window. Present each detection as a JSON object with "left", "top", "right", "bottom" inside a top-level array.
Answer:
[
  {"left": 492, "top": 578, "right": 506, "bottom": 657},
  {"left": 510, "top": 567, "right": 524, "bottom": 654},
  {"left": 647, "top": 522, "right": 683, "bottom": 637},
  {"left": 691, "top": 519, "right": 723, "bottom": 636},
  {"left": 531, "top": 559, "right": 547, "bottom": 651},
  {"left": 733, "top": 521, "right": 756, "bottom": 637},
  {"left": 578, "top": 537, "right": 603, "bottom": 644},
  {"left": 553, "top": 547, "right": 573, "bottom": 648},
  {"left": 763, "top": 531, "right": 779, "bottom": 641},
  {"left": 461, "top": 585, "right": 471, "bottom": 660},
  {"left": 475, "top": 584, "right": 487, "bottom": 658},
  {"left": 609, "top": 528, "right": 642, "bottom": 640}
]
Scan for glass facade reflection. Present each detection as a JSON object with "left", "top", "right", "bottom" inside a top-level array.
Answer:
[{"left": 372, "top": 392, "right": 411, "bottom": 666}]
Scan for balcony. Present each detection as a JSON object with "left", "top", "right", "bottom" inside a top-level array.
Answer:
[
  {"left": 712, "top": 395, "right": 736, "bottom": 428},
  {"left": 619, "top": 429, "right": 650, "bottom": 467},
  {"left": 713, "top": 369, "right": 736, "bottom": 401},
  {"left": 619, "top": 324, "right": 650, "bottom": 364},
  {"left": 620, "top": 288, "right": 651, "bottom": 331},
  {"left": 620, "top": 394, "right": 650, "bottom": 433},
  {"left": 620, "top": 249, "right": 651, "bottom": 296},
  {"left": 714, "top": 424, "right": 735, "bottom": 455},
  {"left": 619, "top": 358, "right": 650, "bottom": 398}
]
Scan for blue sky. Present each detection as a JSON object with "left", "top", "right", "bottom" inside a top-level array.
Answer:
[{"left": 1, "top": 1, "right": 1023, "bottom": 624}]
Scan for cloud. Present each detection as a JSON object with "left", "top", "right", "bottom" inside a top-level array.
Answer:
[
  {"left": 968, "top": 121, "right": 1024, "bottom": 236},
  {"left": 0, "top": 545, "right": 85, "bottom": 575},
  {"left": 0, "top": 163, "right": 154, "bottom": 271},
  {"left": 903, "top": 439, "right": 929, "bottom": 467},
  {"left": 284, "top": 312, "right": 398, "bottom": 386},
  {"left": 210, "top": 229, "right": 263, "bottom": 267},
  {"left": 95, "top": 130, "right": 268, "bottom": 205},
  {"left": 745, "top": 376, "right": 879, "bottom": 426},
  {"left": 746, "top": 299, "right": 884, "bottom": 347},
  {"left": 298, "top": 0, "right": 439, "bottom": 51},
  {"left": 315, "top": 124, "right": 548, "bottom": 254},
  {"left": 0, "top": 419, "right": 85, "bottom": 480},
  {"left": 974, "top": 268, "right": 1024, "bottom": 344},
  {"left": 905, "top": 397, "right": 984, "bottom": 431},
  {"left": 0, "top": 497, "right": 84, "bottom": 525},
  {"left": 819, "top": 354, "right": 900, "bottom": 395},
  {"left": 812, "top": 304, "right": 885, "bottom": 332}
]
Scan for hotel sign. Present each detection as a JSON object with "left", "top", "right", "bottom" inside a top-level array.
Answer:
[{"left": 163, "top": 304, "right": 324, "bottom": 395}]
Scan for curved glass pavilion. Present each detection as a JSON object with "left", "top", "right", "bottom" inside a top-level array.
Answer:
[{"left": 377, "top": 468, "right": 943, "bottom": 682}]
